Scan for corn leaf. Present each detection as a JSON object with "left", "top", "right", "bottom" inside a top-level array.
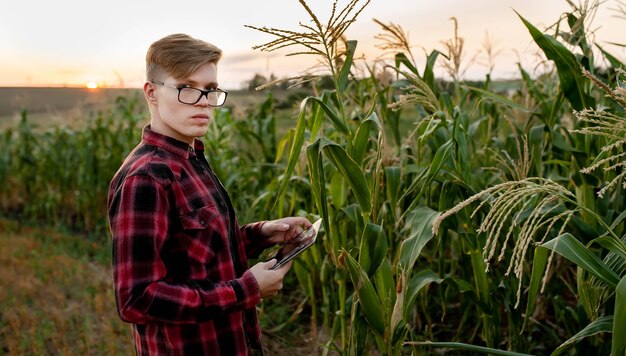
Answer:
[
  {"left": 406, "top": 341, "right": 533, "bottom": 355},
  {"left": 306, "top": 139, "right": 323, "bottom": 214},
  {"left": 352, "top": 112, "right": 381, "bottom": 166},
  {"left": 313, "top": 94, "right": 351, "bottom": 137},
  {"left": 343, "top": 251, "right": 386, "bottom": 336},
  {"left": 596, "top": 44, "right": 625, "bottom": 69},
  {"left": 375, "top": 258, "right": 395, "bottom": 309},
  {"left": 306, "top": 139, "right": 333, "bottom": 259},
  {"left": 274, "top": 128, "right": 294, "bottom": 164},
  {"left": 358, "top": 223, "right": 387, "bottom": 276},
  {"left": 590, "top": 236, "right": 626, "bottom": 261},
  {"left": 613, "top": 276, "right": 626, "bottom": 356},
  {"left": 423, "top": 50, "right": 444, "bottom": 91},
  {"left": 274, "top": 97, "right": 311, "bottom": 208},
  {"left": 523, "top": 246, "right": 549, "bottom": 331},
  {"left": 375, "top": 259, "right": 396, "bottom": 336},
  {"left": 385, "top": 166, "right": 401, "bottom": 212},
  {"left": 337, "top": 40, "right": 357, "bottom": 92},
  {"left": 403, "top": 269, "right": 443, "bottom": 320},
  {"left": 516, "top": 12, "right": 594, "bottom": 111},
  {"left": 330, "top": 172, "right": 346, "bottom": 208},
  {"left": 308, "top": 94, "right": 325, "bottom": 141},
  {"left": 460, "top": 85, "right": 532, "bottom": 113},
  {"left": 541, "top": 233, "right": 620, "bottom": 287},
  {"left": 427, "top": 139, "right": 453, "bottom": 177},
  {"left": 399, "top": 206, "right": 440, "bottom": 270},
  {"left": 551, "top": 315, "right": 613, "bottom": 356},
  {"left": 394, "top": 52, "right": 419, "bottom": 77},
  {"left": 320, "top": 138, "right": 371, "bottom": 215}
]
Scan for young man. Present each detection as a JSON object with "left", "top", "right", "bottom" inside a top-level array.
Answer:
[{"left": 107, "top": 33, "right": 310, "bottom": 355}]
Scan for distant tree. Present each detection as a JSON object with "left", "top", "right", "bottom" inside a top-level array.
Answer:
[{"left": 246, "top": 73, "right": 269, "bottom": 91}]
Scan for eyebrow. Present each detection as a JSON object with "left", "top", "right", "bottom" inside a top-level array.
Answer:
[{"left": 179, "top": 79, "right": 219, "bottom": 89}]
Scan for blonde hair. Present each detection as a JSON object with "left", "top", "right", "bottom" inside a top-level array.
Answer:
[{"left": 146, "top": 33, "right": 222, "bottom": 80}]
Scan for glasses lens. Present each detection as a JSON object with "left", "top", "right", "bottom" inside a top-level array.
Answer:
[
  {"left": 178, "top": 87, "right": 202, "bottom": 104},
  {"left": 177, "top": 87, "right": 226, "bottom": 106},
  {"left": 207, "top": 91, "right": 227, "bottom": 107}
]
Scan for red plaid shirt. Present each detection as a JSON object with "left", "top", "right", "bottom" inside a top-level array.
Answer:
[{"left": 108, "top": 126, "right": 274, "bottom": 355}]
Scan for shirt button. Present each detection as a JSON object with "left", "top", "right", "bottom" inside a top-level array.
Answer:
[{"left": 199, "top": 220, "right": 206, "bottom": 226}]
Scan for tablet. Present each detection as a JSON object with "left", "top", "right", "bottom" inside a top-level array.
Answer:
[{"left": 270, "top": 218, "right": 322, "bottom": 270}]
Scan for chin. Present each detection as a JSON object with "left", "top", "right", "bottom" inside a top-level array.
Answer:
[{"left": 189, "top": 128, "right": 209, "bottom": 138}]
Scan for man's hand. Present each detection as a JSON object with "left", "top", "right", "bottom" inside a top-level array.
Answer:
[
  {"left": 249, "top": 259, "right": 292, "bottom": 298},
  {"left": 261, "top": 217, "right": 311, "bottom": 244}
]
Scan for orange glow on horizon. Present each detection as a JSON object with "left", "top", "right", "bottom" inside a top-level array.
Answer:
[{"left": 86, "top": 81, "right": 98, "bottom": 89}]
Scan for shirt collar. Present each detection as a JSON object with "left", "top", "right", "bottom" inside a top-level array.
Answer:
[{"left": 141, "top": 125, "right": 205, "bottom": 159}]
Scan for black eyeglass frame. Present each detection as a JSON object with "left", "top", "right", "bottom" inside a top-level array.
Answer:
[{"left": 150, "top": 79, "right": 228, "bottom": 106}]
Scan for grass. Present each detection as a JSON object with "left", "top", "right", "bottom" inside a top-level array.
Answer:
[
  {"left": 0, "top": 218, "right": 324, "bottom": 355},
  {"left": 0, "top": 219, "right": 132, "bottom": 355}
]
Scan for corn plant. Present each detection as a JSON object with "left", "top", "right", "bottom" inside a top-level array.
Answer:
[{"left": 3, "top": 0, "right": 626, "bottom": 354}]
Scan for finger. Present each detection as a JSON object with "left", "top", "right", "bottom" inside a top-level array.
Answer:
[
  {"left": 275, "top": 260, "right": 293, "bottom": 274},
  {"left": 268, "top": 222, "right": 290, "bottom": 232},
  {"left": 265, "top": 259, "right": 278, "bottom": 269},
  {"left": 293, "top": 217, "right": 313, "bottom": 228}
]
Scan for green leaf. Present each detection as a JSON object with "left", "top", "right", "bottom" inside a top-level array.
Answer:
[
  {"left": 385, "top": 166, "right": 401, "bottom": 211},
  {"left": 399, "top": 207, "right": 440, "bottom": 270},
  {"left": 306, "top": 139, "right": 323, "bottom": 215},
  {"left": 551, "top": 315, "right": 613, "bottom": 356},
  {"left": 613, "top": 276, "right": 626, "bottom": 356},
  {"left": 590, "top": 236, "right": 626, "bottom": 262},
  {"left": 427, "top": 139, "right": 453, "bottom": 177},
  {"left": 273, "top": 98, "right": 309, "bottom": 207},
  {"left": 274, "top": 128, "right": 294, "bottom": 163},
  {"left": 406, "top": 341, "right": 533, "bottom": 355},
  {"left": 352, "top": 112, "right": 381, "bottom": 166},
  {"left": 330, "top": 172, "right": 346, "bottom": 208},
  {"left": 375, "top": 259, "right": 396, "bottom": 332},
  {"left": 306, "top": 139, "right": 333, "bottom": 259},
  {"left": 313, "top": 94, "right": 351, "bottom": 137},
  {"left": 375, "top": 258, "right": 396, "bottom": 309},
  {"left": 343, "top": 251, "right": 386, "bottom": 336},
  {"left": 308, "top": 97, "right": 325, "bottom": 140},
  {"left": 394, "top": 52, "right": 419, "bottom": 76},
  {"left": 358, "top": 223, "right": 387, "bottom": 276},
  {"left": 516, "top": 12, "right": 594, "bottom": 111},
  {"left": 596, "top": 44, "right": 625, "bottom": 69},
  {"left": 423, "top": 50, "right": 444, "bottom": 91},
  {"left": 337, "top": 40, "right": 357, "bottom": 92},
  {"left": 461, "top": 85, "right": 532, "bottom": 113},
  {"left": 320, "top": 139, "right": 371, "bottom": 215},
  {"left": 523, "top": 246, "right": 549, "bottom": 331},
  {"left": 404, "top": 270, "right": 443, "bottom": 320},
  {"left": 551, "top": 129, "right": 584, "bottom": 153},
  {"left": 542, "top": 233, "right": 620, "bottom": 287}
]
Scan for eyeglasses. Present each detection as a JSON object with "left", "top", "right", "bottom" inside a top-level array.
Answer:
[{"left": 150, "top": 80, "right": 228, "bottom": 107}]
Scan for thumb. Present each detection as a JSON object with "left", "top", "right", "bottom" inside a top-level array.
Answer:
[{"left": 265, "top": 259, "right": 278, "bottom": 269}]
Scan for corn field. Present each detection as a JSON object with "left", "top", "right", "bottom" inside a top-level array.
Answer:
[{"left": 1, "top": 0, "right": 626, "bottom": 354}]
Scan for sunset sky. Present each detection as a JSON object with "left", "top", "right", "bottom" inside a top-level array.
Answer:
[{"left": 1, "top": 0, "right": 624, "bottom": 89}]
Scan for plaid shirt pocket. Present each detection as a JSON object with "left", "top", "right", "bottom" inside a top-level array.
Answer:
[{"left": 179, "top": 204, "right": 225, "bottom": 274}]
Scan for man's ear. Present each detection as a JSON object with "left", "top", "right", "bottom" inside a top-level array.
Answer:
[{"left": 144, "top": 81, "right": 158, "bottom": 104}]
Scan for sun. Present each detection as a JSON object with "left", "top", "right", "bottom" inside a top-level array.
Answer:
[{"left": 86, "top": 81, "right": 98, "bottom": 89}]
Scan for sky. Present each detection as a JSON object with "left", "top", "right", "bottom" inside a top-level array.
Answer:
[{"left": 0, "top": 0, "right": 624, "bottom": 89}]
